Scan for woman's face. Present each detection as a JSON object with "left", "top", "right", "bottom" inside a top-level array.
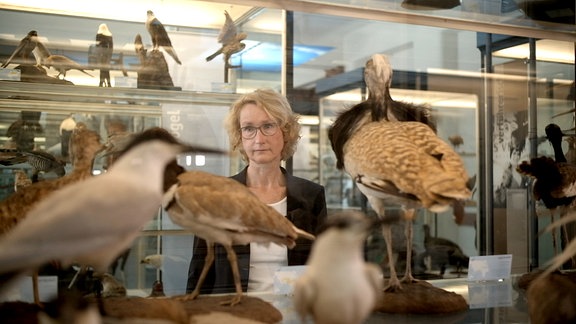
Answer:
[{"left": 239, "top": 103, "right": 284, "bottom": 166}]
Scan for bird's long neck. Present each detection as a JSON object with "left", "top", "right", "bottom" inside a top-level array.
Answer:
[{"left": 550, "top": 139, "right": 567, "bottom": 163}]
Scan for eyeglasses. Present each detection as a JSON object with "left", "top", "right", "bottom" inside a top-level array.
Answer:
[{"left": 240, "top": 123, "right": 279, "bottom": 139}]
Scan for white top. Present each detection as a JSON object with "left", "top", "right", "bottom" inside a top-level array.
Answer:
[{"left": 248, "top": 197, "right": 288, "bottom": 292}]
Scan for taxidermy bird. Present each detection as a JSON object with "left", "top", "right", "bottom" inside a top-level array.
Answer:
[
  {"left": 95, "top": 23, "right": 113, "bottom": 87},
  {"left": 0, "top": 124, "right": 103, "bottom": 235},
  {"left": 134, "top": 33, "right": 147, "bottom": 63},
  {"left": 517, "top": 124, "right": 576, "bottom": 257},
  {"left": 44, "top": 54, "right": 94, "bottom": 79},
  {"left": 145, "top": 10, "right": 182, "bottom": 65},
  {"left": 162, "top": 170, "right": 316, "bottom": 306},
  {"left": 21, "top": 150, "right": 66, "bottom": 182},
  {"left": 422, "top": 224, "right": 468, "bottom": 277},
  {"left": 60, "top": 114, "right": 77, "bottom": 159},
  {"left": 293, "top": 211, "right": 383, "bottom": 324},
  {"left": 13, "top": 169, "right": 32, "bottom": 192},
  {"left": 1, "top": 30, "right": 49, "bottom": 68},
  {"left": 0, "top": 134, "right": 222, "bottom": 293},
  {"left": 5, "top": 111, "right": 43, "bottom": 152},
  {"left": 328, "top": 54, "right": 471, "bottom": 291},
  {"left": 205, "top": 10, "right": 248, "bottom": 69}
]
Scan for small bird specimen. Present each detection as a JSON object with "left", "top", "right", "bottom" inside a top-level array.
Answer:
[
  {"left": 1, "top": 30, "right": 49, "bottom": 68},
  {"left": 205, "top": 10, "right": 248, "bottom": 70},
  {"left": 517, "top": 156, "right": 576, "bottom": 256},
  {"left": 329, "top": 54, "right": 471, "bottom": 291},
  {"left": 0, "top": 124, "right": 102, "bottom": 236},
  {"left": 5, "top": 111, "right": 44, "bottom": 152},
  {"left": 13, "top": 169, "right": 32, "bottom": 192},
  {"left": 59, "top": 114, "right": 77, "bottom": 159},
  {"left": 21, "top": 150, "right": 66, "bottom": 182},
  {"left": 146, "top": 10, "right": 182, "bottom": 65},
  {"left": 0, "top": 132, "right": 222, "bottom": 293},
  {"left": 162, "top": 170, "right": 316, "bottom": 306},
  {"left": 293, "top": 211, "right": 383, "bottom": 324},
  {"left": 422, "top": 224, "right": 468, "bottom": 277},
  {"left": 44, "top": 54, "right": 94, "bottom": 79},
  {"left": 95, "top": 23, "right": 114, "bottom": 87}
]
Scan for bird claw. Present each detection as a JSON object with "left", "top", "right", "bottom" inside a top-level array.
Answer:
[
  {"left": 383, "top": 283, "right": 403, "bottom": 293},
  {"left": 219, "top": 294, "right": 242, "bottom": 306},
  {"left": 174, "top": 291, "right": 199, "bottom": 302}
]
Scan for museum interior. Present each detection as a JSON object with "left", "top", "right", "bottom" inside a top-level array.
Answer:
[{"left": 0, "top": 0, "right": 574, "bottom": 323}]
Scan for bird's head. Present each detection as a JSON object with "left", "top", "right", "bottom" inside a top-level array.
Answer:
[
  {"left": 147, "top": 10, "right": 154, "bottom": 17},
  {"left": 545, "top": 123, "right": 564, "bottom": 144},
  {"left": 319, "top": 211, "right": 378, "bottom": 242},
  {"left": 27, "top": 30, "right": 38, "bottom": 37},
  {"left": 364, "top": 54, "right": 393, "bottom": 98}
]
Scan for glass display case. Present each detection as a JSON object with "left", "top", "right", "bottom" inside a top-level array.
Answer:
[{"left": 0, "top": 0, "right": 575, "bottom": 321}]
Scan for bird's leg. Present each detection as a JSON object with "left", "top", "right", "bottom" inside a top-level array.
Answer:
[
  {"left": 382, "top": 224, "right": 401, "bottom": 292},
  {"left": 400, "top": 210, "right": 418, "bottom": 284},
  {"left": 179, "top": 242, "right": 215, "bottom": 301},
  {"left": 221, "top": 244, "right": 243, "bottom": 306},
  {"left": 550, "top": 209, "right": 559, "bottom": 256},
  {"left": 32, "top": 270, "right": 40, "bottom": 305}
]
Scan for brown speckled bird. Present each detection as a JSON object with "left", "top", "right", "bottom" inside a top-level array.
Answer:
[
  {"left": 162, "top": 170, "right": 315, "bottom": 306},
  {"left": 328, "top": 54, "right": 471, "bottom": 291},
  {"left": 0, "top": 123, "right": 103, "bottom": 235}
]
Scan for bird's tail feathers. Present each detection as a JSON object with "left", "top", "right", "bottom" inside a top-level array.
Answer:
[
  {"left": 164, "top": 47, "right": 182, "bottom": 65},
  {"left": 206, "top": 49, "right": 222, "bottom": 62},
  {"left": 294, "top": 227, "right": 315, "bottom": 241}
]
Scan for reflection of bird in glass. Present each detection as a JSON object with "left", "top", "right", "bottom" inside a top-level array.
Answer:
[
  {"left": 329, "top": 54, "right": 471, "bottom": 291},
  {"left": 294, "top": 211, "right": 382, "bottom": 324},
  {"left": 95, "top": 23, "right": 113, "bottom": 87},
  {"left": 21, "top": 150, "right": 66, "bottom": 182},
  {"left": 2, "top": 30, "right": 47, "bottom": 68},
  {"left": 44, "top": 54, "right": 94, "bottom": 79},
  {"left": 205, "top": 10, "right": 248, "bottom": 69},
  {"left": 422, "top": 224, "right": 468, "bottom": 277},
  {"left": 145, "top": 10, "right": 182, "bottom": 65}
]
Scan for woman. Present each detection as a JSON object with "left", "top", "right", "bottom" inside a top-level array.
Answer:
[{"left": 186, "top": 88, "right": 327, "bottom": 294}]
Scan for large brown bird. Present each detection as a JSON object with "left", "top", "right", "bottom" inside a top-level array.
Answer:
[
  {"left": 162, "top": 170, "right": 315, "bottom": 306},
  {"left": 328, "top": 54, "right": 471, "bottom": 291},
  {"left": 146, "top": 10, "right": 182, "bottom": 65},
  {"left": 205, "top": 10, "right": 248, "bottom": 70}
]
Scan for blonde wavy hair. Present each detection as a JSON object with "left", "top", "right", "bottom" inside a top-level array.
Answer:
[{"left": 225, "top": 88, "right": 301, "bottom": 162}]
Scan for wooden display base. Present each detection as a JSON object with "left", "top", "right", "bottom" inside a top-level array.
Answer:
[
  {"left": 0, "top": 295, "right": 282, "bottom": 323},
  {"left": 375, "top": 280, "right": 468, "bottom": 314}
]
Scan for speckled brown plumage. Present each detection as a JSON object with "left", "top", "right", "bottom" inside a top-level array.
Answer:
[
  {"left": 0, "top": 123, "right": 103, "bottom": 235},
  {"left": 345, "top": 120, "right": 470, "bottom": 211}
]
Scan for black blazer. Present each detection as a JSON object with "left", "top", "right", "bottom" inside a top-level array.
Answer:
[{"left": 186, "top": 166, "right": 327, "bottom": 294}]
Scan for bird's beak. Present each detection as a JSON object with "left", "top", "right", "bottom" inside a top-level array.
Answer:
[{"left": 140, "top": 259, "right": 147, "bottom": 264}]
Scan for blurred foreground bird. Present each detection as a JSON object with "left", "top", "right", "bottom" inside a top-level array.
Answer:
[
  {"left": 95, "top": 23, "right": 114, "bottom": 87},
  {"left": 205, "top": 10, "right": 248, "bottom": 69},
  {"left": 329, "top": 54, "right": 471, "bottom": 291},
  {"left": 0, "top": 132, "right": 223, "bottom": 293},
  {"left": 44, "top": 54, "right": 94, "bottom": 79},
  {"left": 293, "top": 211, "right": 382, "bottom": 324},
  {"left": 162, "top": 170, "right": 315, "bottom": 306},
  {"left": 1, "top": 30, "right": 48, "bottom": 68},
  {"left": 146, "top": 10, "right": 182, "bottom": 65}
]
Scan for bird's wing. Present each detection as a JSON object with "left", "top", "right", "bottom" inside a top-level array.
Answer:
[
  {"left": 33, "top": 39, "right": 51, "bottom": 64},
  {"left": 169, "top": 171, "right": 296, "bottom": 237},
  {"left": 2, "top": 35, "right": 33, "bottom": 68},
  {"left": 0, "top": 175, "right": 161, "bottom": 274},
  {"left": 218, "top": 11, "right": 238, "bottom": 45},
  {"left": 148, "top": 17, "right": 173, "bottom": 47}
]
